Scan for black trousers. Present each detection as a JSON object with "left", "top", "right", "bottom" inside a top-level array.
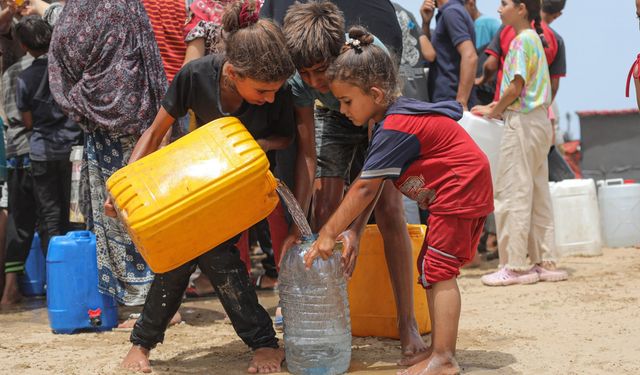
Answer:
[
  {"left": 4, "top": 156, "right": 38, "bottom": 272},
  {"left": 31, "top": 160, "right": 72, "bottom": 254},
  {"left": 130, "top": 235, "right": 278, "bottom": 350}
]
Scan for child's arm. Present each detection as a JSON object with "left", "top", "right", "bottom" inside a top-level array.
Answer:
[
  {"left": 304, "top": 177, "right": 385, "bottom": 268},
  {"left": 20, "top": 111, "right": 32, "bottom": 130},
  {"left": 280, "top": 105, "right": 316, "bottom": 254},
  {"left": 472, "top": 75, "right": 524, "bottom": 119},
  {"left": 256, "top": 135, "right": 292, "bottom": 153},
  {"left": 338, "top": 186, "right": 383, "bottom": 277},
  {"left": 488, "top": 75, "right": 524, "bottom": 118},
  {"left": 128, "top": 107, "right": 176, "bottom": 164}
]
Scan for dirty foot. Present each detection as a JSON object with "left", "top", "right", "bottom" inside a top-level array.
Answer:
[
  {"left": 397, "top": 319, "right": 428, "bottom": 366},
  {"left": 397, "top": 353, "right": 460, "bottom": 375},
  {"left": 247, "top": 347, "right": 285, "bottom": 374},
  {"left": 121, "top": 345, "right": 152, "bottom": 373},
  {"left": 118, "top": 311, "right": 182, "bottom": 329}
]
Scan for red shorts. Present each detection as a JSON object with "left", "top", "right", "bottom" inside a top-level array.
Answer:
[{"left": 418, "top": 214, "right": 486, "bottom": 288}]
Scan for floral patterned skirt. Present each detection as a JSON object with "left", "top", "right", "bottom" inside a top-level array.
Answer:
[{"left": 83, "top": 129, "right": 153, "bottom": 306}]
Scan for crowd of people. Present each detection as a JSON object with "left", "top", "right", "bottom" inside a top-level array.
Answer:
[{"left": 0, "top": 0, "right": 571, "bottom": 374}]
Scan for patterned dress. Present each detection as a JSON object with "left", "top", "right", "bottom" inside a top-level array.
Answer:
[{"left": 48, "top": 0, "right": 168, "bottom": 305}]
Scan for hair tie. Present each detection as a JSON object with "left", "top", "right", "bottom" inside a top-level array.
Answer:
[
  {"left": 238, "top": 1, "right": 259, "bottom": 28},
  {"left": 345, "top": 38, "right": 362, "bottom": 53}
]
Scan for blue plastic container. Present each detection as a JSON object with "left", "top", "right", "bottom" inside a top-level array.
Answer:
[
  {"left": 46, "top": 231, "right": 118, "bottom": 334},
  {"left": 19, "top": 234, "right": 46, "bottom": 296}
]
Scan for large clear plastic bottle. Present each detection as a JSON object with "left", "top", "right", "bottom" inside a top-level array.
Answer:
[{"left": 278, "top": 239, "right": 351, "bottom": 375}]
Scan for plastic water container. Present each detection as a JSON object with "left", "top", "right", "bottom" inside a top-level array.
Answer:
[
  {"left": 107, "top": 117, "right": 279, "bottom": 273},
  {"left": 19, "top": 234, "right": 46, "bottom": 296},
  {"left": 597, "top": 179, "right": 640, "bottom": 248},
  {"left": 458, "top": 111, "right": 504, "bottom": 185},
  {"left": 47, "top": 231, "right": 118, "bottom": 334},
  {"left": 279, "top": 240, "right": 351, "bottom": 375},
  {"left": 548, "top": 179, "right": 602, "bottom": 256},
  {"left": 348, "top": 224, "right": 431, "bottom": 338}
]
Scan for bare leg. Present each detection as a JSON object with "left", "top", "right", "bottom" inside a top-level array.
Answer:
[
  {"left": 121, "top": 345, "right": 152, "bottom": 373},
  {"left": 1, "top": 272, "right": 22, "bottom": 305},
  {"left": 375, "top": 183, "right": 427, "bottom": 364},
  {"left": 247, "top": 347, "right": 285, "bottom": 374},
  {"left": 311, "top": 177, "right": 344, "bottom": 231},
  {"left": 399, "top": 278, "right": 461, "bottom": 375}
]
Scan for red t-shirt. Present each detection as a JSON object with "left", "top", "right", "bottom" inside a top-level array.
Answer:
[
  {"left": 142, "top": 0, "right": 187, "bottom": 83},
  {"left": 361, "top": 98, "right": 494, "bottom": 218}
]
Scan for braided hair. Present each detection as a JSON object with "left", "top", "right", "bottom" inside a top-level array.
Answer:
[{"left": 513, "top": 0, "right": 549, "bottom": 48}]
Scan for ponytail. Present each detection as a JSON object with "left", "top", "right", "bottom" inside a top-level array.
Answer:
[
  {"left": 221, "top": 0, "right": 295, "bottom": 82},
  {"left": 327, "top": 26, "right": 399, "bottom": 105},
  {"left": 515, "top": 0, "right": 549, "bottom": 48},
  {"left": 533, "top": 15, "right": 549, "bottom": 48}
]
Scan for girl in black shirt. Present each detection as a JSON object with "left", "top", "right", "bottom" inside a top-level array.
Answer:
[{"left": 115, "top": 1, "right": 295, "bottom": 373}]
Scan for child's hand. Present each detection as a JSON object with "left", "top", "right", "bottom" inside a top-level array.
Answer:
[
  {"left": 339, "top": 229, "right": 360, "bottom": 279},
  {"left": 104, "top": 196, "right": 118, "bottom": 218},
  {"left": 304, "top": 233, "right": 336, "bottom": 269},
  {"left": 279, "top": 227, "right": 301, "bottom": 267},
  {"left": 470, "top": 104, "right": 490, "bottom": 117}
]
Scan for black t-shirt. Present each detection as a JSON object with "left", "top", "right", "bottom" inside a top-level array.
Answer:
[
  {"left": 260, "top": 0, "right": 403, "bottom": 64},
  {"left": 392, "top": 2, "right": 429, "bottom": 102},
  {"left": 162, "top": 54, "right": 295, "bottom": 168},
  {"left": 16, "top": 57, "right": 82, "bottom": 161},
  {"left": 162, "top": 54, "right": 295, "bottom": 142}
]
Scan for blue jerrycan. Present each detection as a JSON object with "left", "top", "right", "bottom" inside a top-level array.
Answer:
[
  {"left": 46, "top": 231, "right": 118, "bottom": 334},
  {"left": 20, "top": 234, "right": 46, "bottom": 296}
]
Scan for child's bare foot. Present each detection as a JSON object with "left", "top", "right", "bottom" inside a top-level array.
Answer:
[
  {"left": 121, "top": 345, "right": 152, "bottom": 373},
  {"left": 398, "top": 353, "right": 460, "bottom": 375},
  {"left": 397, "top": 319, "right": 428, "bottom": 366},
  {"left": 247, "top": 347, "right": 285, "bottom": 374},
  {"left": 117, "top": 311, "right": 182, "bottom": 329}
]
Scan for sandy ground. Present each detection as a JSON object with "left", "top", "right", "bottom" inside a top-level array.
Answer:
[{"left": 1, "top": 247, "right": 639, "bottom": 375}]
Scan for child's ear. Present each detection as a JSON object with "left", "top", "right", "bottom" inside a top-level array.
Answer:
[
  {"left": 225, "top": 63, "right": 238, "bottom": 81},
  {"left": 370, "top": 87, "right": 386, "bottom": 105}
]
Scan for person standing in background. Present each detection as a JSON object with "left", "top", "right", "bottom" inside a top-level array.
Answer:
[
  {"left": 473, "top": 0, "right": 568, "bottom": 287},
  {"left": 0, "top": 51, "right": 33, "bottom": 306},
  {"left": 421, "top": 0, "right": 478, "bottom": 109},
  {"left": 465, "top": 0, "right": 501, "bottom": 105},
  {"left": 465, "top": 0, "right": 500, "bottom": 49},
  {"left": 15, "top": 15, "right": 82, "bottom": 258},
  {"left": 48, "top": 0, "right": 168, "bottom": 306}
]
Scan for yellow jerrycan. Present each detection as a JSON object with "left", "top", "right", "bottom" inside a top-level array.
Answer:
[
  {"left": 348, "top": 224, "right": 431, "bottom": 338},
  {"left": 106, "top": 117, "right": 279, "bottom": 273}
]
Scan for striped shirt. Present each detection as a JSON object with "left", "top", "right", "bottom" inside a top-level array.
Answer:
[{"left": 142, "top": 0, "right": 187, "bottom": 83}]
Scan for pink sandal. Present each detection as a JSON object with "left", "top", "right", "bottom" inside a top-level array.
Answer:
[
  {"left": 532, "top": 265, "right": 568, "bottom": 282},
  {"left": 481, "top": 267, "right": 539, "bottom": 286}
]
